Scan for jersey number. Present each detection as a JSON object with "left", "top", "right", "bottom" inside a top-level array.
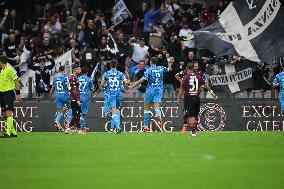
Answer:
[
  {"left": 189, "top": 76, "right": 198, "bottom": 93},
  {"left": 79, "top": 82, "right": 87, "bottom": 92},
  {"left": 56, "top": 81, "right": 63, "bottom": 91},
  {"left": 109, "top": 77, "right": 119, "bottom": 89},
  {"left": 154, "top": 72, "right": 161, "bottom": 85}
]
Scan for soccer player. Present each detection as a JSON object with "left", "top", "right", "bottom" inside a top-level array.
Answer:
[
  {"left": 78, "top": 67, "right": 95, "bottom": 132},
  {"left": 49, "top": 66, "right": 72, "bottom": 131},
  {"left": 0, "top": 55, "right": 22, "bottom": 138},
  {"left": 177, "top": 63, "right": 218, "bottom": 137},
  {"left": 273, "top": 65, "right": 284, "bottom": 113},
  {"left": 176, "top": 61, "right": 213, "bottom": 134},
  {"left": 101, "top": 60, "right": 128, "bottom": 133},
  {"left": 65, "top": 64, "right": 84, "bottom": 134},
  {"left": 130, "top": 57, "right": 172, "bottom": 132}
]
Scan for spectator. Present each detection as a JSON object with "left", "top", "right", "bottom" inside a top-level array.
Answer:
[
  {"left": 38, "top": 37, "right": 54, "bottom": 57},
  {"left": 129, "top": 37, "right": 149, "bottom": 80},
  {"left": 143, "top": 4, "right": 165, "bottom": 44},
  {"left": 149, "top": 22, "right": 164, "bottom": 49},
  {"left": 3, "top": 9, "right": 23, "bottom": 35},
  {"left": 134, "top": 60, "right": 148, "bottom": 98},
  {"left": 161, "top": 0, "right": 180, "bottom": 24},
  {"left": 166, "top": 33, "right": 181, "bottom": 59},
  {"left": 3, "top": 33, "right": 20, "bottom": 68},
  {"left": 70, "top": 39, "right": 81, "bottom": 65},
  {"left": 84, "top": 18, "right": 99, "bottom": 49},
  {"left": 163, "top": 56, "right": 177, "bottom": 98},
  {"left": 116, "top": 32, "right": 130, "bottom": 79},
  {"left": 179, "top": 23, "right": 195, "bottom": 55},
  {"left": 97, "top": 36, "right": 110, "bottom": 74},
  {"left": 14, "top": 40, "right": 33, "bottom": 76},
  {"left": 28, "top": 55, "right": 55, "bottom": 98},
  {"left": 215, "top": 0, "right": 226, "bottom": 17}
]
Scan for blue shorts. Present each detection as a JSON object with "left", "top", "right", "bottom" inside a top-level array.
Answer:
[
  {"left": 104, "top": 94, "right": 123, "bottom": 117},
  {"left": 144, "top": 88, "right": 163, "bottom": 103},
  {"left": 55, "top": 94, "right": 70, "bottom": 109},
  {"left": 80, "top": 96, "right": 90, "bottom": 115}
]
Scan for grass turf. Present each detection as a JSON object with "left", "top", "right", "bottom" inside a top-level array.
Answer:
[{"left": 0, "top": 132, "right": 284, "bottom": 189}]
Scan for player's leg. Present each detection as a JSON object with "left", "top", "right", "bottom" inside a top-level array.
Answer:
[
  {"left": 280, "top": 98, "right": 284, "bottom": 115},
  {"left": 115, "top": 95, "right": 123, "bottom": 133},
  {"left": 80, "top": 97, "right": 90, "bottom": 132},
  {"left": 187, "top": 116, "right": 197, "bottom": 137},
  {"left": 1, "top": 91, "right": 17, "bottom": 138},
  {"left": 110, "top": 97, "right": 120, "bottom": 131},
  {"left": 143, "top": 90, "right": 153, "bottom": 132},
  {"left": 54, "top": 95, "right": 65, "bottom": 131},
  {"left": 104, "top": 96, "right": 115, "bottom": 132},
  {"left": 66, "top": 101, "right": 82, "bottom": 134},
  {"left": 189, "top": 96, "right": 200, "bottom": 137},
  {"left": 153, "top": 89, "right": 163, "bottom": 130}
]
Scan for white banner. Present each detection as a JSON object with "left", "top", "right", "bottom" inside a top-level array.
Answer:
[{"left": 113, "top": 0, "right": 131, "bottom": 25}]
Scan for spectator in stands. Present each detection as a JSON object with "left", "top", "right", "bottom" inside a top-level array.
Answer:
[
  {"left": 128, "top": 37, "right": 149, "bottom": 80},
  {"left": 28, "top": 55, "right": 55, "bottom": 98},
  {"left": 14, "top": 40, "right": 33, "bottom": 76},
  {"left": 3, "top": 8, "right": 23, "bottom": 35},
  {"left": 116, "top": 32, "right": 130, "bottom": 79},
  {"left": 161, "top": 0, "right": 180, "bottom": 24},
  {"left": 179, "top": 23, "right": 195, "bottom": 55},
  {"left": 84, "top": 18, "right": 99, "bottom": 49},
  {"left": 97, "top": 36, "right": 110, "bottom": 74},
  {"left": 148, "top": 22, "right": 164, "bottom": 50},
  {"left": 143, "top": 4, "right": 166, "bottom": 44},
  {"left": 70, "top": 39, "right": 81, "bottom": 65},
  {"left": 3, "top": 33, "right": 20, "bottom": 68},
  {"left": 38, "top": 37, "right": 54, "bottom": 57},
  {"left": 164, "top": 56, "right": 177, "bottom": 98},
  {"left": 215, "top": 0, "right": 226, "bottom": 17},
  {"left": 166, "top": 33, "right": 181, "bottom": 60},
  {"left": 134, "top": 60, "right": 147, "bottom": 98}
]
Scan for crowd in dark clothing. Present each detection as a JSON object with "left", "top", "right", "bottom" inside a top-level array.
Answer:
[{"left": 0, "top": 0, "right": 276, "bottom": 98}]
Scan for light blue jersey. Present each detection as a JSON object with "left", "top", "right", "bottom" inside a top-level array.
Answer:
[
  {"left": 102, "top": 69, "right": 126, "bottom": 96},
  {"left": 143, "top": 66, "right": 168, "bottom": 103},
  {"left": 102, "top": 69, "right": 126, "bottom": 116},
  {"left": 273, "top": 72, "right": 284, "bottom": 110},
  {"left": 53, "top": 73, "right": 70, "bottom": 109},
  {"left": 78, "top": 75, "right": 94, "bottom": 115}
]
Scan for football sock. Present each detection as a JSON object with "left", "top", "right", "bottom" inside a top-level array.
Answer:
[
  {"left": 144, "top": 110, "right": 150, "bottom": 127},
  {"left": 155, "top": 108, "right": 161, "bottom": 117},
  {"left": 111, "top": 114, "right": 119, "bottom": 129},
  {"left": 75, "top": 116, "right": 81, "bottom": 129},
  {"left": 55, "top": 112, "right": 63, "bottom": 124},
  {"left": 116, "top": 110, "right": 121, "bottom": 130},
  {"left": 80, "top": 117, "right": 86, "bottom": 128},
  {"left": 6, "top": 117, "right": 15, "bottom": 136},
  {"left": 67, "top": 109, "right": 72, "bottom": 123}
]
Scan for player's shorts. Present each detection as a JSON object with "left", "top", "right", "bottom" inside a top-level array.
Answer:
[
  {"left": 184, "top": 95, "right": 200, "bottom": 117},
  {"left": 104, "top": 94, "right": 123, "bottom": 117},
  {"left": 55, "top": 93, "right": 70, "bottom": 109},
  {"left": 80, "top": 96, "right": 90, "bottom": 115},
  {"left": 71, "top": 100, "right": 82, "bottom": 117},
  {"left": 0, "top": 90, "right": 15, "bottom": 112},
  {"left": 144, "top": 88, "right": 163, "bottom": 103}
]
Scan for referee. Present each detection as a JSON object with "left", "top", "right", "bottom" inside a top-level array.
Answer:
[{"left": 0, "top": 55, "right": 22, "bottom": 138}]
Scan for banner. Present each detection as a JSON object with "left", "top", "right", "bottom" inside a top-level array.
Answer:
[
  {"left": 113, "top": 0, "right": 131, "bottom": 25},
  {"left": 19, "top": 51, "right": 72, "bottom": 97},
  {"left": 192, "top": 0, "right": 284, "bottom": 62},
  {"left": 206, "top": 60, "right": 253, "bottom": 93},
  {"left": 1, "top": 99, "right": 284, "bottom": 132},
  {"left": 106, "top": 33, "right": 119, "bottom": 55}
]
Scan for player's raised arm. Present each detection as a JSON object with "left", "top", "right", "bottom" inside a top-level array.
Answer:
[
  {"left": 49, "top": 86, "right": 55, "bottom": 98},
  {"left": 14, "top": 78, "right": 22, "bottom": 102},
  {"left": 202, "top": 84, "right": 218, "bottom": 100}
]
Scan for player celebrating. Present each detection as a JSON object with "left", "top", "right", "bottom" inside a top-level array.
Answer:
[
  {"left": 49, "top": 66, "right": 72, "bottom": 131},
  {"left": 177, "top": 63, "right": 218, "bottom": 137},
  {"left": 273, "top": 65, "right": 284, "bottom": 113},
  {"left": 131, "top": 57, "right": 172, "bottom": 132},
  {"left": 78, "top": 67, "right": 95, "bottom": 133},
  {"left": 0, "top": 55, "right": 22, "bottom": 138},
  {"left": 101, "top": 60, "right": 127, "bottom": 133},
  {"left": 65, "top": 64, "right": 84, "bottom": 134}
]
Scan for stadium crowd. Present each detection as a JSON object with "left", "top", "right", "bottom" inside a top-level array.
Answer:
[{"left": 0, "top": 0, "right": 279, "bottom": 98}]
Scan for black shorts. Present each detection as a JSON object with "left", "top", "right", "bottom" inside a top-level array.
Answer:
[
  {"left": 184, "top": 95, "right": 200, "bottom": 117},
  {"left": 71, "top": 100, "right": 82, "bottom": 117},
  {"left": 0, "top": 90, "right": 15, "bottom": 112}
]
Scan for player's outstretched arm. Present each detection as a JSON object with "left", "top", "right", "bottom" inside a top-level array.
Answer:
[
  {"left": 177, "top": 88, "right": 184, "bottom": 104},
  {"left": 130, "top": 78, "right": 145, "bottom": 90},
  {"left": 15, "top": 79, "right": 22, "bottom": 102},
  {"left": 202, "top": 84, "right": 218, "bottom": 100},
  {"left": 49, "top": 87, "right": 55, "bottom": 98}
]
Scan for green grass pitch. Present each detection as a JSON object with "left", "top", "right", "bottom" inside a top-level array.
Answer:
[{"left": 0, "top": 132, "right": 284, "bottom": 189}]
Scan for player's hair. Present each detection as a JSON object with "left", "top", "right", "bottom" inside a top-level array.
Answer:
[
  {"left": 81, "top": 67, "right": 89, "bottom": 75},
  {"left": 110, "top": 60, "right": 117, "bottom": 68},
  {"left": 186, "top": 63, "right": 194, "bottom": 70},
  {"left": 72, "top": 64, "right": 79, "bottom": 70},
  {"left": 150, "top": 57, "right": 158, "bottom": 65},
  {"left": 59, "top": 66, "right": 65, "bottom": 72},
  {"left": 0, "top": 55, "right": 7, "bottom": 64}
]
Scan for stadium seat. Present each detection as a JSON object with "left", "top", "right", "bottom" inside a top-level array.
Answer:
[
  {"left": 234, "top": 91, "right": 248, "bottom": 98},
  {"left": 248, "top": 90, "right": 263, "bottom": 98}
]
